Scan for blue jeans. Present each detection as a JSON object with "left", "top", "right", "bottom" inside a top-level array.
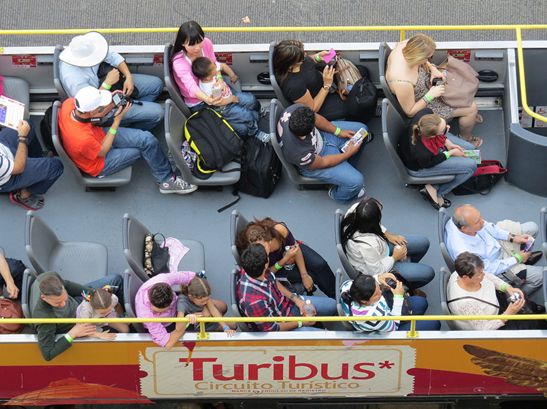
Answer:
[
  {"left": 77, "top": 274, "right": 124, "bottom": 303},
  {"left": 119, "top": 74, "right": 164, "bottom": 131},
  {"left": 408, "top": 134, "right": 477, "bottom": 196},
  {"left": 397, "top": 296, "right": 441, "bottom": 331},
  {"left": 300, "top": 120, "right": 367, "bottom": 202},
  {"left": 290, "top": 295, "right": 338, "bottom": 331},
  {"left": 0, "top": 126, "right": 63, "bottom": 195},
  {"left": 99, "top": 127, "right": 172, "bottom": 183},
  {"left": 216, "top": 91, "right": 260, "bottom": 138},
  {"left": 388, "top": 234, "right": 435, "bottom": 289}
]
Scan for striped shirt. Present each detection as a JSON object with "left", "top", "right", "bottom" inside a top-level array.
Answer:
[
  {"left": 0, "top": 142, "right": 14, "bottom": 186},
  {"left": 340, "top": 280, "right": 403, "bottom": 332}
]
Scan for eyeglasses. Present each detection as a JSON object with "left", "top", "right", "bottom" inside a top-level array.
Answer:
[{"left": 440, "top": 124, "right": 450, "bottom": 136}]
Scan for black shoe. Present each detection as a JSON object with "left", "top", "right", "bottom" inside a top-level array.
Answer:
[
  {"left": 525, "top": 251, "right": 543, "bottom": 266},
  {"left": 441, "top": 197, "right": 452, "bottom": 208},
  {"left": 419, "top": 188, "right": 440, "bottom": 210}
]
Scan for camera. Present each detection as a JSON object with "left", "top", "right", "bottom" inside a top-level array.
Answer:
[
  {"left": 112, "top": 92, "right": 132, "bottom": 108},
  {"left": 385, "top": 278, "right": 397, "bottom": 289},
  {"left": 509, "top": 293, "right": 521, "bottom": 303},
  {"left": 431, "top": 77, "right": 444, "bottom": 86}
]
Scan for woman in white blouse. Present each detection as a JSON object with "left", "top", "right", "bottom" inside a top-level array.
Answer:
[{"left": 341, "top": 197, "right": 434, "bottom": 289}]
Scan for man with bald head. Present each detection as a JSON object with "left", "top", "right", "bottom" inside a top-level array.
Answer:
[{"left": 445, "top": 204, "right": 543, "bottom": 295}]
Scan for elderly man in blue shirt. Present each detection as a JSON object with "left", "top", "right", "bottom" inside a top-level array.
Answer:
[
  {"left": 445, "top": 204, "right": 543, "bottom": 295},
  {"left": 59, "top": 31, "right": 163, "bottom": 131}
]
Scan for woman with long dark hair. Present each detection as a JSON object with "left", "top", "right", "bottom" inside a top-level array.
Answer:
[
  {"left": 341, "top": 197, "right": 434, "bottom": 289},
  {"left": 236, "top": 217, "right": 336, "bottom": 299},
  {"left": 171, "top": 21, "right": 267, "bottom": 140}
]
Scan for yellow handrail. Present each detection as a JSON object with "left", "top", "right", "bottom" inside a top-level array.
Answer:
[
  {"left": 0, "top": 25, "right": 544, "bottom": 119},
  {"left": 2, "top": 314, "right": 545, "bottom": 340}
]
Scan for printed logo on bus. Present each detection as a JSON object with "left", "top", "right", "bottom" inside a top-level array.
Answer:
[{"left": 139, "top": 345, "right": 415, "bottom": 398}]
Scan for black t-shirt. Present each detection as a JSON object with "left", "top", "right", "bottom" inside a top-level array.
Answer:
[
  {"left": 281, "top": 57, "right": 323, "bottom": 102},
  {"left": 277, "top": 104, "right": 324, "bottom": 170}
]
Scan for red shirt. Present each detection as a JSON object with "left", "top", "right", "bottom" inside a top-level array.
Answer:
[{"left": 58, "top": 98, "right": 105, "bottom": 176}]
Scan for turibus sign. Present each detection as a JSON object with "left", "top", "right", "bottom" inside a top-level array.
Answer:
[{"left": 140, "top": 345, "right": 415, "bottom": 397}]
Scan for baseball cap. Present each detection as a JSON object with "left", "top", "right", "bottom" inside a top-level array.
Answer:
[
  {"left": 59, "top": 32, "right": 109, "bottom": 67},
  {"left": 74, "top": 86, "right": 112, "bottom": 113}
]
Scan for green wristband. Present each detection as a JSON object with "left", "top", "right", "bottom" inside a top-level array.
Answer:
[
  {"left": 393, "top": 294, "right": 404, "bottom": 299},
  {"left": 499, "top": 282, "right": 509, "bottom": 293},
  {"left": 513, "top": 253, "right": 523, "bottom": 264},
  {"left": 274, "top": 262, "right": 283, "bottom": 271},
  {"left": 297, "top": 320, "right": 303, "bottom": 328},
  {"left": 315, "top": 54, "right": 322, "bottom": 63},
  {"left": 334, "top": 127, "right": 341, "bottom": 136},
  {"left": 64, "top": 334, "right": 74, "bottom": 343},
  {"left": 423, "top": 93, "right": 433, "bottom": 103},
  {"left": 443, "top": 151, "right": 451, "bottom": 159},
  {"left": 101, "top": 82, "right": 112, "bottom": 90},
  {"left": 108, "top": 128, "right": 117, "bottom": 136}
]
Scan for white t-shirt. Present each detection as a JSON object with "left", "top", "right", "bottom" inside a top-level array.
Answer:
[{"left": 0, "top": 142, "right": 14, "bottom": 186}]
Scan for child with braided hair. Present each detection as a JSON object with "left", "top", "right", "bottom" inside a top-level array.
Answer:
[{"left": 76, "top": 287, "right": 129, "bottom": 340}]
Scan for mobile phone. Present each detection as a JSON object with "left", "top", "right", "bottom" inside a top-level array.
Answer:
[
  {"left": 385, "top": 278, "right": 397, "bottom": 289},
  {"left": 521, "top": 237, "right": 534, "bottom": 252},
  {"left": 323, "top": 49, "right": 336, "bottom": 64}
]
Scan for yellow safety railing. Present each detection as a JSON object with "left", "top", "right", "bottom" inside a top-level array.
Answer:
[
  {"left": 2, "top": 314, "right": 546, "bottom": 340},
  {"left": 0, "top": 24, "right": 545, "bottom": 121}
]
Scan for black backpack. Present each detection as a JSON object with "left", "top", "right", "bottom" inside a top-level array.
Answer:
[
  {"left": 236, "top": 137, "right": 282, "bottom": 198},
  {"left": 346, "top": 71, "right": 378, "bottom": 124},
  {"left": 184, "top": 108, "right": 243, "bottom": 179},
  {"left": 40, "top": 103, "right": 57, "bottom": 155}
]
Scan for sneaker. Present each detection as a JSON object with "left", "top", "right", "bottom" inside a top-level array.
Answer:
[
  {"left": 328, "top": 186, "right": 336, "bottom": 200},
  {"left": 356, "top": 187, "right": 366, "bottom": 199},
  {"left": 255, "top": 130, "right": 271, "bottom": 143},
  {"left": 9, "top": 191, "right": 45, "bottom": 210},
  {"left": 159, "top": 177, "right": 198, "bottom": 195}
]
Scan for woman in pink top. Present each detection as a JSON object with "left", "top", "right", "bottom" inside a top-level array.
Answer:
[
  {"left": 171, "top": 21, "right": 268, "bottom": 141},
  {"left": 135, "top": 271, "right": 195, "bottom": 348}
]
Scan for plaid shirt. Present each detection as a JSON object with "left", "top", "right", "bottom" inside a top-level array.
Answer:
[{"left": 236, "top": 269, "right": 294, "bottom": 332}]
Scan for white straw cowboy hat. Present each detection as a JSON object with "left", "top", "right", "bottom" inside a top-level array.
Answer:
[{"left": 60, "top": 32, "right": 109, "bottom": 67}]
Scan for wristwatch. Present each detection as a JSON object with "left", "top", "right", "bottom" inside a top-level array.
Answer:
[{"left": 18, "top": 137, "right": 29, "bottom": 146}]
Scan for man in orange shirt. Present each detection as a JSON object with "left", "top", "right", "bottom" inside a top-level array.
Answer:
[{"left": 58, "top": 86, "right": 196, "bottom": 194}]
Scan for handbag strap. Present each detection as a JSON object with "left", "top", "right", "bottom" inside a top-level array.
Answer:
[{"left": 152, "top": 233, "right": 167, "bottom": 247}]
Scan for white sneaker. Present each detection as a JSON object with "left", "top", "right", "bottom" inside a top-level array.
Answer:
[
  {"left": 159, "top": 177, "right": 198, "bottom": 195},
  {"left": 356, "top": 187, "right": 366, "bottom": 199}
]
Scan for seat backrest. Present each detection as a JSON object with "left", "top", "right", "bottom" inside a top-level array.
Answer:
[
  {"left": 230, "top": 210, "right": 250, "bottom": 265},
  {"left": 540, "top": 207, "right": 547, "bottom": 260},
  {"left": 438, "top": 208, "right": 456, "bottom": 271},
  {"left": 269, "top": 99, "right": 308, "bottom": 185},
  {"left": 21, "top": 269, "right": 37, "bottom": 318},
  {"left": 53, "top": 45, "right": 69, "bottom": 100},
  {"left": 163, "top": 44, "right": 192, "bottom": 117},
  {"left": 122, "top": 213, "right": 151, "bottom": 282},
  {"left": 378, "top": 42, "right": 408, "bottom": 121},
  {"left": 164, "top": 99, "right": 197, "bottom": 184},
  {"left": 381, "top": 98, "right": 414, "bottom": 183},
  {"left": 335, "top": 270, "right": 355, "bottom": 330},
  {"left": 230, "top": 268, "right": 250, "bottom": 331},
  {"left": 334, "top": 209, "right": 360, "bottom": 280},
  {"left": 51, "top": 101, "right": 87, "bottom": 183},
  {"left": 268, "top": 42, "right": 291, "bottom": 108},
  {"left": 440, "top": 267, "right": 459, "bottom": 330},
  {"left": 25, "top": 211, "right": 59, "bottom": 274},
  {"left": 122, "top": 269, "right": 146, "bottom": 333}
]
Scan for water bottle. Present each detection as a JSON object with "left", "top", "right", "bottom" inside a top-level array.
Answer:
[
  {"left": 284, "top": 246, "right": 295, "bottom": 270},
  {"left": 303, "top": 299, "right": 316, "bottom": 316}
]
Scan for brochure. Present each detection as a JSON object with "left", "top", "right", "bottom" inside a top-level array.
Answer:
[
  {"left": 0, "top": 95, "right": 25, "bottom": 130},
  {"left": 463, "top": 149, "right": 481, "bottom": 164}
]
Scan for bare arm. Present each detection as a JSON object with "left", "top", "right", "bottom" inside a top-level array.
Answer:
[
  {"left": 11, "top": 121, "right": 30, "bottom": 174},
  {"left": 293, "top": 65, "right": 335, "bottom": 112}
]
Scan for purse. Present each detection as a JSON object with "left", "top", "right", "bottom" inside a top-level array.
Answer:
[
  {"left": 143, "top": 233, "right": 170, "bottom": 277},
  {"left": 0, "top": 297, "right": 24, "bottom": 334},
  {"left": 452, "top": 159, "right": 508, "bottom": 195},
  {"left": 97, "top": 62, "right": 139, "bottom": 98},
  {"left": 439, "top": 55, "right": 479, "bottom": 108}
]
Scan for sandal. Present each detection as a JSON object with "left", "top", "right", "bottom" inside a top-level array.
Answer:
[
  {"left": 419, "top": 187, "right": 440, "bottom": 210},
  {"left": 9, "top": 191, "right": 45, "bottom": 210},
  {"left": 460, "top": 134, "right": 483, "bottom": 148}
]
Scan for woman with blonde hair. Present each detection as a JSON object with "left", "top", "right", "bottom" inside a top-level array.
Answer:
[
  {"left": 386, "top": 34, "right": 483, "bottom": 147},
  {"left": 399, "top": 109, "right": 477, "bottom": 209}
]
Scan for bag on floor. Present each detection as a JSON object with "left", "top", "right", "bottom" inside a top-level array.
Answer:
[
  {"left": 184, "top": 108, "right": 242, "bottom": 179},
  {"left": 0, "top": 297, "right": 24, "bottom": 334},
  {"left": 143, "top": 233, "right": 170, "bottom": 277},
  {"left": 452, "top": 160, "right": 507, "bottom": 195},
  {"left": 236, "top": 137, "right": 282, "bottom": 198},
  {"left": 345, "top": 75, "right": 379, "bottom": 123}
]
